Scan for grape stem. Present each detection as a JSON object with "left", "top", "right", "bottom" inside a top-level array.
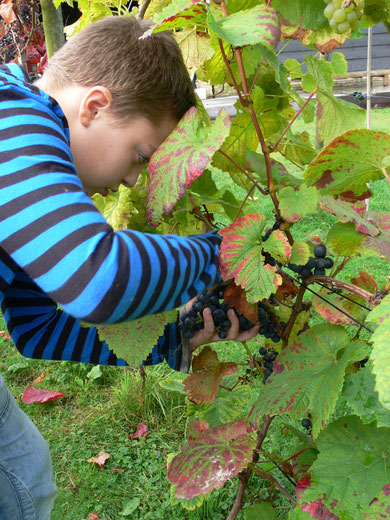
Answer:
[
  {"left": 136, "top": 0, "right": 153, "bottom": 19},
  {"left": 250, "top": 465, "right": 297, "bottom": 505},
  {"left": 232, "top": 185, "right": 256, "bottom": 223},
  {"left": 283, "top": 284, "right": 306, "bottom": 348},
  {"left": 226, "top": 415, "right": 274, "bottom": 520},
  {"left": 306, "top": 275, "right": 379, "bottom": 306},
  {"left": 217, "top": 149, "right": 269, "bottom": 195},
  {"left": 381, "top": 166, "right": 390, "bottom": 185},
  {"left": 271, "top": 90, "right": 317, "bottom": 152}
]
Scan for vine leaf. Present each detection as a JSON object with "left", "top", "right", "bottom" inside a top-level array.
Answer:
[
  {"left": 246, "top": 150, "right": 303, "bottom": 188},
  {"left": 219, "top": 214, "right": 282, "bottom": 303},
  {"left": 301, "top": 415, "right": 390, "bottom": 516},
  {"left": 141, "top": 2, "right": 207, "bottom": 37},
  {"left": 343, "top": 364, "right": 390, "bottom": 428},
  {"left": 243, "top": 502, "right": 276, "bottom": 519},
  {"left": 187, "top": 381, "right": 252, "bottom": 428},
  {"left": 363, "top": 484, "right": 390, "bottom": 519},
  {"left": 175, "top": 29, "right": 214, "bottom": 75},
  {"left": 272, "top": 0, "right": 327, "bottom": 30},
  {"left": 0, "top": 0, "right": 17, "bottom": 24},
  {"left": 262, "top": 230, "right": 292, "bottom": 264},
  {"left": 278, "top": 184, "right": 318, "bottom": 223},
  {"left": 312, "top": 288, "right": 356, "bottom": 326},
  {"left": 207, "top": 5, "right": 280, "bottom": 50},
  {"left": 289, "top": 242, "right": 311, "bottom": 266},
  {"left": 320, "top": 196, "right": 381, "bottom": 237},
  {"left": 183, "top": 346, "right": 237, "bottom": 405},
  {"left": 97, "top": 309, "right": 177, "bottom": 367},
  {"left": 304, "top": 129, "right": 390, "bottom": 197},
  {"left": 250, "top": 324, "right": 367, "bottom": 438},
  {"left": 327, "top": 222, "right": 366, "bottom": 257},
  {"left": 224, "top": 284, "right": 258, "bottom": 323},
  {"left": 350, "top": 272, "right": 378, "bottom": 294},
  {"left": 146, "top": 107, "right": 231, "bottom": 226},
  {"left": 167, "top": 418, "right": 256, "bottom": 499},
  {"left": 369, "top": 295, "right": 390, "bottom": 411}
]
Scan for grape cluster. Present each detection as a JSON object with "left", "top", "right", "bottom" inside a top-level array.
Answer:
[
  {"left": 259, "top": 346, "right": 278, "bottom": 383},
  {"left": 179, "top": 288, "right": 283, "bottom": 343},
  {"left": 288, "top": 244, "right": 334, "bottom": 278},
  {"left": 262, "top": 215, "right": 282, "bottom": 267},
  {"left": 323, "top": 0, "right": 364, "bottom": 34}
]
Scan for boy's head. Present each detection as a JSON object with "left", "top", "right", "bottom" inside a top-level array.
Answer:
[
  {"left": 41, "top": 15, "right": 196, "bottom": 125},
  {"left": 36, "top": 16, "right": 196, "bottom": 196}
]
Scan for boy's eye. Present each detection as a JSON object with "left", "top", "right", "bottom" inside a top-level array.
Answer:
[{"left": 138, "top": 153, "right": 149, "bottom": 164}]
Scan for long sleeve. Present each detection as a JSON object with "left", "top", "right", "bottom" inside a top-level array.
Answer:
[
  {"left": 1, "top": 268, "right": 191, "bottom": 371},
  {"left": 0, "top": 65, "right": 221, "bottom": 326}
]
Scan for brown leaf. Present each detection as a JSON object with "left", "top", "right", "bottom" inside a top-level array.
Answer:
[
  {"left": 33, "top": 372, "right": 47, "bottom": 384},
  {"left": 0, "top": 330, "right": 11, "bottom": 341},
  {"left": 112, "top": 466, "right": 124, "bottom": 472},
  {"left": 88, "top": 515, "right": 101, "bottom": 520},
  {"left": 0, "top": 0, "right": 17, "bottom": 24},
  {"left": 87, "top": 451, "right": 110, "bottom": 469},
  {"left": 224, "top": 284, "right": 258, "bottom": 323}
]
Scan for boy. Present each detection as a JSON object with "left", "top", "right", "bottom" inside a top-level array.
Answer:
[{"left": 0, "top": 15, "right": 259, "bottom": 520}]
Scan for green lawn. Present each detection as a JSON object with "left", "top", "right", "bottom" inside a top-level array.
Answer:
[{"left": 0, "top": 108, "right": 389, "bottom": 519}]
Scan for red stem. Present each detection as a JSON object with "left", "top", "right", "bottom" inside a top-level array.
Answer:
[
  {"left": 272, "top": 90, "right": 317, "bottom": 152},
  {"left": 217, "top": 149, "right": 268, "bottom": 195},
  {"left": 233, "top": 185, "right": 256, "bottom": 223},
  {"left": 217, "top": 39, "right": 246, "bottom": 107}
]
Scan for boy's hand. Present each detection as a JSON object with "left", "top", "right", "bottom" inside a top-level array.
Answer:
[{"left": 184, "top": 298, "right": 260, "bottom": 352}]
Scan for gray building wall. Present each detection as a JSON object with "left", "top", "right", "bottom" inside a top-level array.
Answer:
[{"left": 278, "top": 24, "right": 390, "bottom": 72}]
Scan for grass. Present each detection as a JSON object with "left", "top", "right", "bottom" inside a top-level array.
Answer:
[{"left": 0, "top": 108, "right": 389, "bottom": 519}]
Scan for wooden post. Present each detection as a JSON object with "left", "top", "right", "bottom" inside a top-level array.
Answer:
[{"left": 40, "top": 0, "right": 65, "bottom": 59}]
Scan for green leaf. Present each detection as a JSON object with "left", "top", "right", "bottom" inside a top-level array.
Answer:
[
  {"left": 244, "top": 502, "right": 276, "bottom": 519},
  {"left": 301, "top": 73, "right": 317, "bottom": 93},
  {"left": 304, "top": 129, "right": 390, "bottom": 197},
  {"left": 289, "top": 242, "right": 311, "bottom": 266},
  {"left": 302, "top": 415, "right": 390, "bottom": 515},
  {"left": 278, "top": 184, "right": 318, "bottom": 223},
  {"left": 369, "top": 295, "right": 390, "bottom": 411},
  {"left": 169, "top": 483, "right": 205, "bottom": 510},
  {"left": 284, "top": 58, "right": 303, "bottom": 80},
  {"left": 246, "top": 150, "right": 303, "bottom": 188},
  {"left": 97, "top": 310, "right": 177, "bottom": 367},
  {"left": 304, "top": 55, "right": 333, "bottom": 92},
  {"left": 183, "top": 346, "right": 237, "bottom": 405},
  {"left": 207, "top": 5, "right": 280, "bottom": 50},
  {"left": 363, "top": 484, "right": 390, "bottom": 519},
  {"left": 167, "top": 418, "right": 255, "bottom": 499},
  {"left": 175, "top": 29, "right": 214, "bottom": 75},
  {"left": 288, "top": 508, "right": 312, "bottom": 520},
  {"left": 141, "top": 2, "right": 207, "bottom": 37},
  {"left": 320, "top": 196, "right": 381, "bottom": 238},
  {"left": 327, "top": 222, "right": 366, "bottom": 257},
  {"left": 262, "top": 230, "right": 292, "bottom": 264},
  {"left": 317, "top": 93, "right": 367, "bottom": 146},
  {"left": 189, "top": 384, "right": 252, "bottom": 428},
  {"left": 251, "top": 324, "right": 367, "bottom": 438},
  {"left": 276, "top": 131, "right": 317, "bottom": 167},
  {"left": 148, "top": 0, "right": 193, "bottom": 24},
  {"left": 147, "top": 107, "right": 231, "bottom": 226},
  {"left": 343, "top": 364, "right": 390, "bottom": 428},
  {"left": 159, "top": 375, "right": 186, "bottom": 395},
  {"left": 219, "top": 214, "right": 282, "bottom": 303},
  {"left": 86, "top": 365, "right": 102, "bottom": 381},
  {"left": 331, "top": 52, "right": 348, "bottom": 76},
  {"left": 119, "top": 498, "right": 141, "bottom": 516},
  {"left": 272, "top": 0, "right": 327, "bottom": 30}
]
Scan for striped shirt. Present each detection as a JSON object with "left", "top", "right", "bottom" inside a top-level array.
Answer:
[{"left": 0, "top": 64, "right": 221, "bottom": 371}]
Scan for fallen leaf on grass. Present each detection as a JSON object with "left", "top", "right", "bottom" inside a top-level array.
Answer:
[
  {"left": 129, "top": 423, "right": 148, "bottom": 440},
  {"left": 33, "top": 372, "right": 47, "bottom": 384},
  {"left": 87, "top": 451, "right": 110, "bottom": 469},
  {"left": 21, "top": 386, "right": 64, "bottom": 404},
  {"left": 112, "top": 466, "right": 124, "bottom": 472},
  {"left": 88, "top": 514, "right": 101, "bottom": 520},
  {"left": 0, "top": 331, "right": 11, "bottom": 341}
]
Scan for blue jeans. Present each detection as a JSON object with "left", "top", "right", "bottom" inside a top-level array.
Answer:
[{"left": 0, "top": 375, "right": 57, "bottom": 519}]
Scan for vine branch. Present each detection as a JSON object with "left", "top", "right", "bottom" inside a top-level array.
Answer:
[
  {"left": 250, "top": 465, "right": 297, "bottom": 505},
  {"left": 217, "top": 149, "right": 269, "bottom": 195},
  {"left": 136, "top": 0, "right": 153, "bottom": 19}
]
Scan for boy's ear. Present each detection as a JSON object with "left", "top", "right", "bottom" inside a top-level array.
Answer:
[{"left": 79, "top": 86, "right": 114, "bottom": 127}]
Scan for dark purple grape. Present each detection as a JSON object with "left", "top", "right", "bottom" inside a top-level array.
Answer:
[
  {"left": 314, "top": 244, "right": 327, "bottom": 258},
  {"left": 301, "top": 418, "right": 312, "bottom": 430}
]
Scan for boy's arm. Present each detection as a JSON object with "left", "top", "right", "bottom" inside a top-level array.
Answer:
[
  {"left": 1, "top": 269, "right": 190, "bottom": 371},
  {"left": 0, "top": 82, "right": 221, "bottom": 325}
]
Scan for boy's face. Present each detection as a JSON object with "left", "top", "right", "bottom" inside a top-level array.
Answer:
[{"left": 72, "top": 113, "right": 177, "bottom": 197}]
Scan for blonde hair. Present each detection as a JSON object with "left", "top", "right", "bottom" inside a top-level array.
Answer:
[{"left": 42, "top": 16, "right": 196, "bottom": 124}]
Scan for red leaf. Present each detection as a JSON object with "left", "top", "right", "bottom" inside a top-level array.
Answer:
[
  {"left": 87, "top": 451, "right": 110, "bottom": 469},
  {"left": 21, "top": 386, "right": 64, "bottom": 404},
  {"left": 224, "top": 284, "right": 258, "bottom": 323},
  {"left": 129, "top": 423, "right": 148, "bottom": 440},
  {"left": 184, "top": 346, "right": 237, "bottom": 405},
  {"left": 187, "top": 420, "right": 209, "bottom": 441},
  {"left": 0, "top": 0, "right": 17, "bottom": 24}
]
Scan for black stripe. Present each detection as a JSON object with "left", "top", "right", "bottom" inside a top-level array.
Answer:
[
  {"left": 51, "top": 313, "right": 74, "bottom": 360},
  {"left": 0, "top": 106, "right": 60, "bottom": 124},
  {"left": 2, "top": 203, "right": 97, "bottom": 253},
  {"left": 0, "top": 161, "right": 76, "bottom": 188},
  {"left": 0, "top": 123, "right": 66, "bottom": 142},
  {"left": 24, "top": 222, "right": 111, "bottom": 279},
  {"left": 89, "top": 334, "right": 104, "bottom": 364},
  {"left": 0, "top": 183, "right": 83, "bottom": 220},
  {"left": 80, "top": 234, "right": 130, "bottom": 322},
  {"left": 0, "top": 144, "right": 71, "bottom": 163},
  {"left": 1, "top": 297, "right": 55, "bottom": 308},
  {"left": 31, "top": 312, "right": 63, "bottom": 359}
]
